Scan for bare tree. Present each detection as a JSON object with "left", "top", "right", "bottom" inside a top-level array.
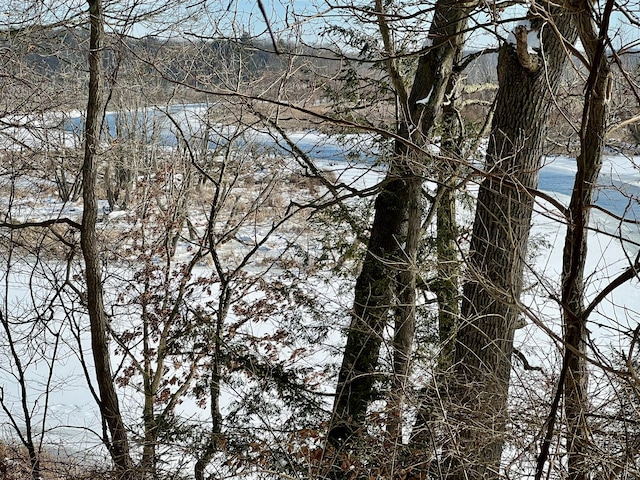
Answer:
[
  {"left": 536, "top": 2, "right": 615, "bottom": 479},
  {"left": 328, "top": 0, "right": 480, "bottom": 452},
  {"left": 81, "top": 0, "right": 133, "bottom": 475},
  {"left": 445, "top": 5, "right": 578, "bottom": 479}
]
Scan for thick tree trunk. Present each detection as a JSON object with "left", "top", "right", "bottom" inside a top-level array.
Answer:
[
  {"left": 328, "top": 173, "right": 417, "bottom": 446},
  {"left": 561, "top": 2, "right": 613, "bottom": 479},
  {"left": 328, "top": 1, "right": 477, "bottom": 448},
  {"left": 82, "top": 1, "right": 133, "bottom": 476},
  {"left": 445, "top": 8, "right": 578, "bottom": 479}
]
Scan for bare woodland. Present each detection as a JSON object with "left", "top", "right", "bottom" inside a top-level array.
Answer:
[{"left": 1, "top": 0, "right": 640, "bottom": 479}]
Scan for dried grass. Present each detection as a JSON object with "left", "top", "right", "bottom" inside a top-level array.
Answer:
[{"left": 0, "top": 442, "right": 108, "bottom": 480}]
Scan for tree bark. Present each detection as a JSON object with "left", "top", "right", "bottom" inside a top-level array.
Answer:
[
  {"left": 445, "top": 7, "right": 578, "bottom": 479},
  {"left": 561, "top": 2, "right": 613, "bottom": 479},
  {"left": 407, "top": 60, "right": 464, "bottom": 465},
  {"left": 436, "top": 65, "right": 463, "bottom": 370},
  {"left": 82, "top": 0, "right": 133, "bottom": 476},
  {"left": 328, "top": 0, "right": 478, "bottom": 448}
]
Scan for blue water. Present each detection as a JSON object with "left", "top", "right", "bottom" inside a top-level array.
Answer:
[
  {"left": 64, "top": 108, "right": 199, "bottom": 146},
  {"left": 64, "top": 109, "right": 373, "bottom": 163},
  {"left": 65, "top": 107, "right": 640, "bottom": 220},
  {"left": 538, "top": 166, "right": 640, "bottom": 220}
]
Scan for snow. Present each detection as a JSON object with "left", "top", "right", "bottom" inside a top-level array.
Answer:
[
  {"left": 0, "top": 268, "right": 104, "bottom": 456},
  {"left": 1, "top": 104, "right": 639, "bottom": 474},
  {"left": 0, "top": 111, "right": 386, "bottom": 468},
  {"left": 415, "top": 90, "right": 432, "bottom": 105},
  {"left": 507, "top": 19, "right": 531, "bottom": 46},
  {"left": 505, "top": 19, "right": 541, "bottom": 53}
]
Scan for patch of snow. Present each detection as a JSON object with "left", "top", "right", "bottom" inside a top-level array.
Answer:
[
  {"left": 427, "top": 143, "right": 441, "bottom": 155},
  {"left": 2, "top": 107, "right": 640, "bottom": 474},
  {"left": 527, "top": 28, "right": 540, "bottom": 52},
  {"left": 416, "top": 90, "right": 433, "bottom": 105},
  {"left": 507, "top": 19, "right": 532, "bottom": 46}
]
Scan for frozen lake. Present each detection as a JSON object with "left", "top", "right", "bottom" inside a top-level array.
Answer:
[{"left": 63, "top": 105, "right": 640, "bottom": 220}]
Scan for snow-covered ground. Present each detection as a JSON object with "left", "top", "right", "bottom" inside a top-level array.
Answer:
[{"left": 1, "top": 107, "right": 639, "bottom": 474}]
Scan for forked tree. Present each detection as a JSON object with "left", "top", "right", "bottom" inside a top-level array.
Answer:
[
  {"left": 444, "top": 5, "right": 579, "bottom": 478},
  {"left": 328, "top": 0, "right": 480, "bottom": 452}
]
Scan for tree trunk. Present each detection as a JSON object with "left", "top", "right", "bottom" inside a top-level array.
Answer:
[
  {"left": 82, "top": 0, "right": 133, "bottom": 476},
  {"left": 436, "top": 65, "right": 463, "bottom": 369},
  {"left": 194, "top": 284, "right": 229, "bottom": 480},
  {"left": 195, "top": 201, "right": 234, "bottom": 480},
  {"left": 445, "top": 7, "right": 578, "bottom": 479},
  {"left": 386, "top": 175, "right": 421, "bottom": 444},
  {"left": 328, "top": 0, "right": 478, "bottom": 448},
  {"left": 407, "top": 60, "right": 464, "bottom": 466},
  {"left": 561, "top": 2, "right": 613, "bottom": 479},
  {"left": 141, "top": 280, "right": 157, "bottom": 477}
]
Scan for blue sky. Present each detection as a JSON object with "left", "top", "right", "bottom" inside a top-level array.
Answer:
[
  {"left": 2, "top": 0, "right": 636, "bottom": 52},
  {"left": 183, "top": 0, "right": 638, "bottom": 51}
]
